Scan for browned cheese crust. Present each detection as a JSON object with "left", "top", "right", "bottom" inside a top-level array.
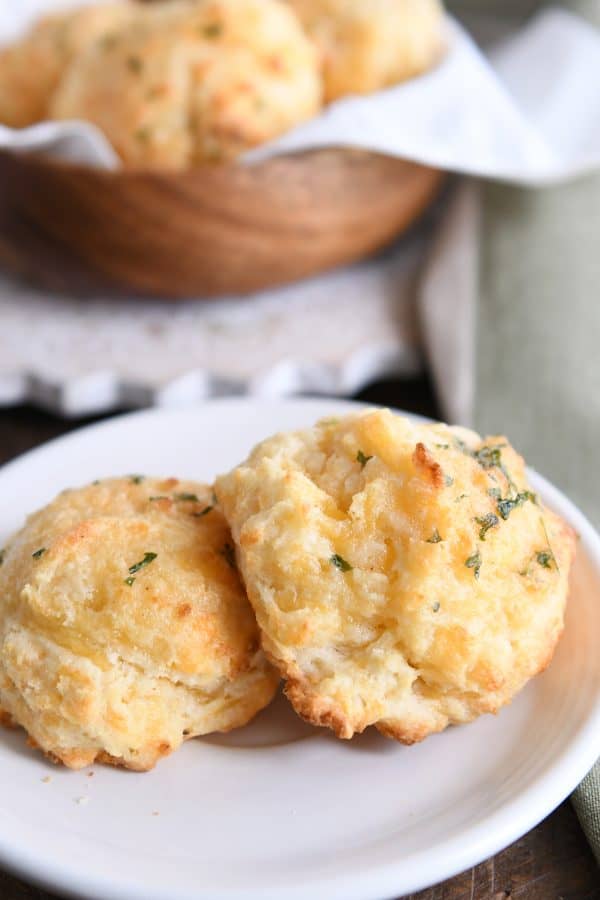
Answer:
[
  {"left": 0, "top": 476, "right": 278, "bottom": 770},
  {"left": 216, "top": 409, "right": 575, "bottom": 743}
]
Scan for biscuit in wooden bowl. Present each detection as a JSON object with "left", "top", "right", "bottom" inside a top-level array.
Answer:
[
  {"left": 0, "top": 3, "right": 136, "bottom": 128},
  {"left": 49, "top": 0, "right": 323, "bottom": 167},
  {"left": 0, "top": 476, "right": 278, "bottom": 770},
  {"left": 216, "top": 409, "right": 575, "bottom": 743},
  {"left": 286, "top": 0, "right": 446, "bottom": 102}
]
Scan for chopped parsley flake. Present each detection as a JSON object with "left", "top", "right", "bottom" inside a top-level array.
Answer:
[
  {"left": 465, "top": 551, "right": 482, "bottom": 579},
  {"left": 193, "top": 506, "right": 213, "bottom": 518},
  {"left": 0, "top": 548, "right": 5, "bottom": 566},
  {"left": 434, "top": 443, "right": 450, "bottom": 450},
  {"left": 432, "top": 601, "right": 441, "bottom": 613},
  {"left": 173, "top": 492, "right": 199, "bottom": 502},
  {"left": 536, "top": 551, "right": 554, "bottom": 569},
  {"left": 202, "top": 22, "right": 223, "bottom": 38},
  {"left": 357, "top": 450, "right": 373, "bottom": 468},
  {"left": 540, "top": 516, "right": 560, "bottom": 573},
  {"left": 100, "top": 33, "right": 118, "bottom": 51},
  {"left": 473, "top": 445, "right": 505, "bottom": 469},
  {"left": 149, "top": 496, "right": 168, "bottom": 502},
  {"left": 496, "top": 491, "right": 536, "bottom": 521},
  {"left": 220, "top": 543, "right": 236, "bottom": 569},
  {"left": 459, "top": 442, "right": 517, "bottom": 491},
  {"left": 135, "top": 127, "right": 151, "bottom": 143},
  {"left": 92, "top": 479, "right": 101, "bottom": 486},
  {"left": 426, "top": 529, "right": 443, "bottom": 544},
  {"left": 128, "top": 552, "right": 157, "bottom": 576},
  {"left": 127, "top": 56, "right": 143, "bottom": 74},
  {"left": 124, "top": 576, "right": 136, "bottom": 587},
  {"left": 475, "top": 513, "right": 499, "bottom": 541},
  {"left": 32, "top": 548, "right": 46, "bottom": 560},
  {"left": 129, "top": 475, "right": 144, "bottom": 484},
  {"left": 330, "top": 554, "right": 352, "bottom": 572}
]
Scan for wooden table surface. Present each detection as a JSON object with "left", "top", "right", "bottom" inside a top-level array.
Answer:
[{"left": 0, "top": 380, "right": 598, "bottom": 900}]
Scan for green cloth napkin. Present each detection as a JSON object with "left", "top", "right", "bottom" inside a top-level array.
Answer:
[
  {"left": 434, "top": 0, "right": 600, "bottom": 864},
  {"left": 477, "top": 144, "right": 600, "bottom": 872},
  {"left": 454, "top": 0, "right": 600, "bottom": 866}
]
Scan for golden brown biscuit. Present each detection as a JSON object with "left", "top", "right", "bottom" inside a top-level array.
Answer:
[
  {"left": 286, "top": 0, "right": 446, "bottom": 102},
  {"left": 49, "top": 0, "right": 322, "bottom": 167},
  {"left": 0, "top": 476, "right": 278, "bottom": 770},
  {"left": 216, "top": 409, "right": 575, "bottom": 743},
  {"left": 0, "top": 3, "right": 135, "bottom": 128}
]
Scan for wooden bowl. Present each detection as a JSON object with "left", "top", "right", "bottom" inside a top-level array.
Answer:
[{"left": 0, "top": 148, "right": 443, "bottom": 299}]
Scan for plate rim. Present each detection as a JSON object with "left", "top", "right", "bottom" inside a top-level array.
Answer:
[{"left": 0, "top": 397, "right": 598, "bottom": 900}]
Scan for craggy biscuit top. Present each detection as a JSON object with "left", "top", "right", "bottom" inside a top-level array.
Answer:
[
  {"left": 216, "top": 409, "right": 575, "bottom": 743},
  {"left": 0, "top": 476, "right": 278, "bottom": 770}
]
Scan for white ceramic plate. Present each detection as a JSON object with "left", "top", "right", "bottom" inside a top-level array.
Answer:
[{"left": 0, "top": 398, "right": 598, "bottom": 900}]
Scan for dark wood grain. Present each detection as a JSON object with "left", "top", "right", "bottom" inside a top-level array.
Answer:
[
  {"left": 0, "top": 388, "right": 598, "bottom": 900},
  {"left": 0, "top": 148, "right": 443, "bottom": 299}
]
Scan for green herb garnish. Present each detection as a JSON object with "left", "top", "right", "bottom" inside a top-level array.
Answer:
[
  {"left": 496, "top": 491, "right": 536, "bottom": 521},
  {"left": 149, "top": 496, "right": 168, "bottom": 502},
  {"left": 129, "top": 475, "right": 144, "bottom": 484},
  {"left": 135, "top": 127, "right": 151, "bottom": 143},
  {"left": 536, "top": 550, "right": 554, "bottom": 569},
  {"left": 202, "top": 22, "right": 223, "bottom": 38},
  {"left": 330, "top": 554, "right": 352, "bottom": 572},
  {"left": 193, "top": 506, "right": 213, "bottom": 518},
  {"left": 473, "top": 445, "right": 505, "bottom": 469},
  {"left": 357, "top": 450, "right": 373, "bottom": 468},
  {"left": 0, "top": 548, "right": 5, "bottom": 566},
  {"left": 124, "top": 576, "right": 136, "bottom": 587},
  {"left": 174, "top": 492, "right": 199, "bottom": 502},
  {"left": 475, "top": 513, "right": 499, "bottom": 541},
  {"left": 539, "top": 516, "right": 559, "bottom": 572},
  {"left": 100, "top": 33, "right": 118, "bottom": 51},
  {"left": 32, "top": 548, "right": 46, "bottom": 560},
  {"left": 128, "top": 552, "right": 157, "bottom": 575},
  {"left": 220, "top": 543, "right": 236, "bottom": 569},
  {"left": 434, "top": 443, "right": 450, "bottom": 450},
  {"left": 465, "top": 551, "right": 482, "bottom": 579},
  {"left": 426, "top": 529, "right": 443, "bottom": 544},
  {"left": 432, "top": 601, "right": 441, "bottom": 613},
  {"left": 127, "top": 56, "right": 143, "bottom": 74}
]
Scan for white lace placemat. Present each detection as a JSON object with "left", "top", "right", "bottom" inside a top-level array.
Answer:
[{"left": 0, "top": 233, "right": 426, "bottom": 416}]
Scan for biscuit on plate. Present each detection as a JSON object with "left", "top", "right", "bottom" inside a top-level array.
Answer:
[
  {"left": 216, "top": 409, "right": 575, "bottom": 743},
  {"left": 0, "top": 477, "right": 278, "bottom": 770},
  {"left": 285, "top": 0, "right": 445, "bottom": 102},
  {"left": 49, "top": 0, "right": 322, "bottom": 166},
  {"left": 0, "top": 3, "right": 135, "bottom": 128}
]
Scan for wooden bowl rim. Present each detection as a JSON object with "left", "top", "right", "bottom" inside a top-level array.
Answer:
[{"left": 0, "top": 145, "right": 436, "bottom": 185}]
